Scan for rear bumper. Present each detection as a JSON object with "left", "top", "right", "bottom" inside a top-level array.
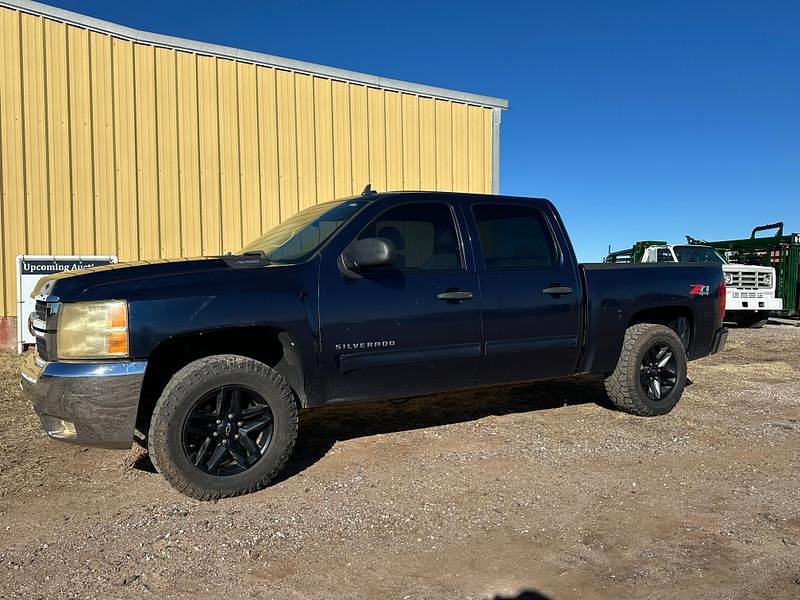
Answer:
[
  {"left": 20, "top": 352, "right": 146, "bottom": 449},
  {"left": 710, "top": 327, "right": 728, "bottom": 355}
]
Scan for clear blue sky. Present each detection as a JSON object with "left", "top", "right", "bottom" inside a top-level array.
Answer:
[{"left": 49, "top": 0, "right": 799, "bottom": 261}]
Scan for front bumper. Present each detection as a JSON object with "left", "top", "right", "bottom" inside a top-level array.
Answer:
[
  {"left": 20, "top": 352, "right": 147, "bottom": 449},
  {"left": 710, "top": 328, "right": 728, "bottom": 355},
  {"left": 726, "top": 292, "right": 783, "bottom": 312}
]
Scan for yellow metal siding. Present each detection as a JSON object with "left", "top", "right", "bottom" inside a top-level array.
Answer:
[
  {"left": 155, "top": 47, "right": 181, "bottom": 259},
  {"left": 1, "top": 7, "right": 25, "bottom": 316},
  {"left": 401, "top": 94, "right": 420, "bottom": 189},
  {"left": 67, "top": 24, "right": 94, "bottom": 255},
  {"left": 349, "top": 84, "right": 369, "bottom": 193},
  {"left": 312, "top": 77, "right": 334, "bottom": 204},
  {"left": 452, "top": 102, "right": 469, "bottom": 192},
  {"left": 418, "top": 97, "right": 436, "bottom": 190},
  {"left": 384, "top": 91, "right": 403, "bottom": 191},
  {"left": 197, "top": 55, "right": 221, "bottom": 256},
  {"left": 468, "top": 105, "right": 487, "bottom": 193},
  {"left": 294, "top": 73, "right": 315, "bottom": 212},
  {"left": 176, "top": 50, "right": 201, "bottom": 257},
  {"left": 44, "top": 19, "right": 72, "bottom": 256},
  {"left": 256, "top": 66, "right": 280, "bottom": 231},
  {"left": 0, "top": 4, "right": 497, "bottom": 317},
  {"left": 237, "top": 62, "right": 261, "bottom": 244},
  {"left": 217, "top": 58, "right": 243, "bottom": 252},
  {"left": 331, "top": 80, "right": 352, "bottom": 198},
  {"left": 112, "top": 37, "right": 138, "bottom": 262},
  {"left": 91, "top": 31, "right": 116, "bottom": 257},
  {"left": 483, "top": 108, "right": 493, "bottom": 194},
  {"left": 21, "top": 13, "right": 48, "bottom": 255},
  {"left": 435, "top": 99, "right": 453, "bottom": 191},
  {"left": 134, "top": 42, "right": 158, "bottom": 260},
  {"left": 276, "top": 69, "right": 298, "bottom": 221},
  {"left": 367, "top": 87, "right": 386, "bottom": 192}
]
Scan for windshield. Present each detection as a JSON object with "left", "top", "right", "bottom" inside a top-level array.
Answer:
[
  {"left": 672, "top": 245, "right": 726, "bottom": 264},
  {"left": 240, "top": 198, "right": 368, "bottom": 263}
]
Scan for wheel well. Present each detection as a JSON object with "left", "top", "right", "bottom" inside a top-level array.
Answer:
[
  {"left": 137, "top": 327, "right": 305, "bottom": 432},
  {"left": 628, "top": 307, "right": 694, "bottom": 350}
]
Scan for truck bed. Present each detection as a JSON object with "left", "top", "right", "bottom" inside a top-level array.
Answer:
[{"left": 577, "top": 262, "right": 724, "bottom": 374}]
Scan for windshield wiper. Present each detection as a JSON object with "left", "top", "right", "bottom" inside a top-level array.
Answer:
[
  {"left": 222, "top": 249, "right": 271, "bottom": 269},
  {"left": 241, "top": 250, "right": 270, "bottom": 262}
]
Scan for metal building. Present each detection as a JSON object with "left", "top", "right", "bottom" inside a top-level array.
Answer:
[{"left": 0, "top": 0, "right": 507, "bottom": 343}]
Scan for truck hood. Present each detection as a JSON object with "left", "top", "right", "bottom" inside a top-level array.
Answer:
[{"left": 31, "top": 256, "right": 277, "bottom": 302}]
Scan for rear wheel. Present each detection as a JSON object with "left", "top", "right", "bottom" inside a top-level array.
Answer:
[
  {"left": 604, "top": 324, "right": 687, "bottom": 416},
  {"left": 147, "top": 355, "right": 298, "bottom": 500}
]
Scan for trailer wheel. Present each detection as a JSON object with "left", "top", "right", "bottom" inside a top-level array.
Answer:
[
  {"left": 604, "top": 324, "right": 687, "bottom": 416},
  {"left": 147, "top": 354, "right": 298, "bottom": 500}
]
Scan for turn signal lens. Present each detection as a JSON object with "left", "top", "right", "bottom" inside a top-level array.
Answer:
[
  {"left": 109, "top": 303, "right": 127, "bottom": 329},
  {"left": 57, "top": 300, "right": 129, "bottom": 359}
]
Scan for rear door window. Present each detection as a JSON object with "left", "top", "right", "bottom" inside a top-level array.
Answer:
[{"left": 472, "top": 204, "right": 557, "bottom": 269}]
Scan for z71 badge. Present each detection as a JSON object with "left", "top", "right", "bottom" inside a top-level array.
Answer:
[{"left": 689, "top": 284, "right": 711, "bottom": 296}]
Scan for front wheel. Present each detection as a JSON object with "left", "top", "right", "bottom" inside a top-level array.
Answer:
[
  {"left": 147, "top": 355, "right": 298, "bottom": 500},
  {"left": 604, "top": 324, "right": 688, "bottom": 416}
]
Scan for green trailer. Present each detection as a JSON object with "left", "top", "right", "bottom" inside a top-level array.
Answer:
[{"left": 686, "top": 223, "right": 800, "bottom": 317}]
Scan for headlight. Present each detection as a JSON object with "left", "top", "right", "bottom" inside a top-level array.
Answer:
[
  {"left": 763, "top": 273, "right": 772, "bottom": 286},
  {"left": 57, "top": 300, "right": 129, "bottom": 359},
  {"left": 724, "top": 272, "right": 733, "bottom": 285}
]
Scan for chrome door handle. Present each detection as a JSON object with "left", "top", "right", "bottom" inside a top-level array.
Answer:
[
  {"left": 437, "top": 290, "right": 474, "bottom": 301},
  {"left": 542, "top": 286, "right": 573, "bottom": 296}
]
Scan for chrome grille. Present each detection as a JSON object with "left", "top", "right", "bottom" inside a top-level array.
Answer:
[
  {"left": 33, "top": 300, "right": 48, "bottom": 320},
  {"left": 725, "top": 270, "right": 772, "bottom": 289},
  {"left": 36, "top": 336, "right": 50, "bottom": 361},
  {"left": 31, "top": 300, "right": 58, "bottom": 361}
]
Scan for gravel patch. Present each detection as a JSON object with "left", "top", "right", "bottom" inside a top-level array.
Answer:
[{"left": 0, "top": 325, "right": 798, "bottom": 599}]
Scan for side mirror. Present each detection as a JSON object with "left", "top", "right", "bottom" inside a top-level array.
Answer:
[{"left": 341, "top": 237, "right": 396, "bottom": 272}]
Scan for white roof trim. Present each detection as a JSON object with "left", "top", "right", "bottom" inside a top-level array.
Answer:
[{"left": 2, "top": 0, "right": 508, "bottom": 109}]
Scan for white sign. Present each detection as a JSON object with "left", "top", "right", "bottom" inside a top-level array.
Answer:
[{"left": 16, "top": 255, "right": 117, "bottom": 353}]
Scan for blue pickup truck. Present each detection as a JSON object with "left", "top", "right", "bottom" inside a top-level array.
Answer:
[{"left": 21, "top": 191, "right": 727, "bottom": 499}]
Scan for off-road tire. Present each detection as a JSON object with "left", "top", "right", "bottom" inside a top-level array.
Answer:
[
  {"left": 604, "top": 324, "right": 687, "bottom": 416},
  {"left": 147, "top": 354, "right": 298, "bottom": 500}
]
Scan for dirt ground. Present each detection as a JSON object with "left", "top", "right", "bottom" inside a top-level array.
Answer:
[{"left": 0, "top": 326, "right": 798, "bottom": 599}]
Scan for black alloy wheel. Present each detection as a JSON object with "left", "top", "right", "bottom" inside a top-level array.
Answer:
[
  {"left": 604, "top": 323, "right": 688, "bottom": 416},
  {"left": 182, "top": 385, "right": 274, "bottom": 476},
  {"left": 149, "top": 355, "right": 298, "bottom": 500},
  {"left": 639, "top": 343, "right": 678, "bottom": 402}
]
